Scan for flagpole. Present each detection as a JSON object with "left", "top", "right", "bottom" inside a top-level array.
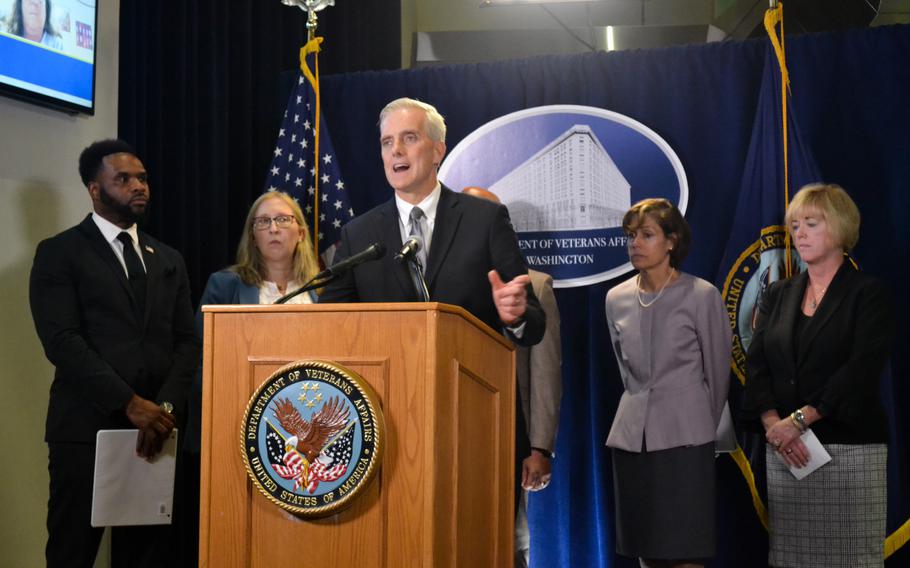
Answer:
[
  {"left": 764, "top": 1, "right": 792, "bottom": 278},
  {"left": 282, "top": 0, "right": 337, "bottom": 257}
]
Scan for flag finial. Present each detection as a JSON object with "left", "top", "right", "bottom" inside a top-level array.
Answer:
[{"left": 280, "top": 0, "right": 336, "bottom": 40}]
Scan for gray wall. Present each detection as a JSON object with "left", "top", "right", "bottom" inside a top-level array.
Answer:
[{"left": 0, "top": 0, "right": 120, "bottom": 565}]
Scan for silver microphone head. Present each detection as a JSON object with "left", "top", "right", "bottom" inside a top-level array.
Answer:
[{"left": 394, "top": 235, "right": 423, "bottom": 263}]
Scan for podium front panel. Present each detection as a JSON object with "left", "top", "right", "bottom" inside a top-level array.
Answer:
[{"left": 200, "top": 304, "right": 514, "bottom": 568}]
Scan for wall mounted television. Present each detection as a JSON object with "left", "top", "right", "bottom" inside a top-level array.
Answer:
[{"left": 0, "top": 0, "right": 98, "bottom": 115}]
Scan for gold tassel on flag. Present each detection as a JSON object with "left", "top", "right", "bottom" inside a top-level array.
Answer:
[
  {"left": 300, "top": 37, "right": 324, "bottom": 257},
  {"left": 763, "top": 2, "right": 793, "bottom": 278}
]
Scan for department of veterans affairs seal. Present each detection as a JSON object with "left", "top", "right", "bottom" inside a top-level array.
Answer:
[{"left": 240, "top": 360, "right": 384, "bottom": 517}]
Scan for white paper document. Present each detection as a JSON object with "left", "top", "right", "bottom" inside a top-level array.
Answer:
[
  {"left": 786, "top": 428, "right": 832, "bottom": 480},
  {"left": 91, "top": 429, "right": 178, "bottom": 527}
]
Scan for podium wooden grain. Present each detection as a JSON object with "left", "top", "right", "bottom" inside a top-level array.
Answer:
[{"left": 199, "top": 303, "right": 516, "bottom": 567}]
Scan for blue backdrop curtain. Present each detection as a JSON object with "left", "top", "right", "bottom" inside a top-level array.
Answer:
[{"left": 309, "top": 25, "right": 910, "bottom": 567}]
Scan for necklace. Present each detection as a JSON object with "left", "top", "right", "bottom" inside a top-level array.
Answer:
[
  {"left": 809, "top": 282, "right": 828, "bottom": 310},
  {"left": 637, "top": 268, "right": 675, "bottom": 308}
]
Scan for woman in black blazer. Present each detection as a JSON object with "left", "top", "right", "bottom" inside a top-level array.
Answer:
[{"left": 743, "top": 183, "right": 894, "bottom": 567}]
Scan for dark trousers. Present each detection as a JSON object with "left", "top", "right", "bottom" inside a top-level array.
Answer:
[{"left": 47, "top": 442, "right": 180, "bottom": 568}]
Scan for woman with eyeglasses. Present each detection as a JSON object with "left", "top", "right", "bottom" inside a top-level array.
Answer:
[
  {"left": 192, "top": 192, "right": 320, "bottom": 420},
  {"left": 198, "top": 190, "right": 321, "bottom": 307},
  {"left": 178, "top": 192, "right": 321, "bottom": 564}
]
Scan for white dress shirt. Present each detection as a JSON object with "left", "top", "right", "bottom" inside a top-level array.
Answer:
[
  {"left": 258, "top": 281, "right": 313, "bottom": 305},
  {"left": 395, "top": 182, "right": 441, "bottom": 253}
]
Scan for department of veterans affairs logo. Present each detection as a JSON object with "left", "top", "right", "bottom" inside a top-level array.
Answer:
[
  {"left": 439, "top": 105, "right": 688, "bottom": 287},
  {"left": 240, "top": 360, "right": 384, "bottom": 517},
  {"left": 722, "top": 226, "right": 804, "bottom": 382}
]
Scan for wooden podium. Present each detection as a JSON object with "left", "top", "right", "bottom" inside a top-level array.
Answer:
[{"left": 199, "top": 303, "right": 516, "bottom": 567}]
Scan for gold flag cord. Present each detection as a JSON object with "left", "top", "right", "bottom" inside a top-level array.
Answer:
[
  {"left": 730, "top": 444, "right": 769, "bottom": 530},
  {"left": 763, "top": 3, "right": 792, "bottom": 278},
  {"left": 300, "top": 37, "right": 324, "bottom": 258}
]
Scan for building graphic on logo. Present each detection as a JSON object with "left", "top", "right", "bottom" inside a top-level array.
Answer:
[
  {"left": 439, "top": 105, "right": 687, "bottom": 287},
  {"left": 489, "top": 125, "right": 631, "bottom": 232}
]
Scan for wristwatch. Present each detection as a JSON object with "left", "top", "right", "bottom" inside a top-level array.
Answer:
[
  {"left": 791, "top": 408, "right": 807, "bottom": 431},
  {"left": 160, "top": 401, "right": 174, "bottom": 415}
]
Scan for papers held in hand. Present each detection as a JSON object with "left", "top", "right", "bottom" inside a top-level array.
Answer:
[
  {"left": 785, "top": 428, "right": 832, "bottom": 480},
  {"left": 91, "top": 429, "right": 178, "bottom": 527}
]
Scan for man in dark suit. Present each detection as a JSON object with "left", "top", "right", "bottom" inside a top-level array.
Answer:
[
  {"left": 29, "top": 139, "right": 198, "bottom": 567},
  {"left": 319, "top": 98, "right": 545, "bottom": 518},
  {"left": 320, "top": 97, "right": 545, "bottom": 346}
]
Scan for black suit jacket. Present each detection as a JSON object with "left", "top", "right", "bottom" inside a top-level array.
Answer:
[
  {"left": 30, "top": 214, "right": 199, "bottom": 443},
  {"left": 742, "top": 262, "right": 894, "bottom": 443},
  {"left": 320, "top": 186, "right": 545, "bottom": 346}
]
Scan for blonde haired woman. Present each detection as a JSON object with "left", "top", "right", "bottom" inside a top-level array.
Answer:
[
  {"left": 212, "top": 190, "right": 321, "bottom": 303},
  {"left": 188, "top": 191, "right": 320, "bottom": 446},
  {"left": 743, "top": 183, "right": 894, "bottom": 567}
]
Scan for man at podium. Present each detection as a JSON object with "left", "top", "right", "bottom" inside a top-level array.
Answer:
[
  {"left": 320, "top": 97, "right": 545, "bottom": 347},
  {"left": 320, "top": 97, "right": 545, "bottom": 518}
]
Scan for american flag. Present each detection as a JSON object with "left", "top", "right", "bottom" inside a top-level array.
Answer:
[
  {"left": 266, "top": 420, "right": 307, "bottom": 490},
  {"left": 305, "top": 421, "right": 356, "bottom": 493},
  {"left": 262, "top": 39, "right": 354, "bottom": 264}
]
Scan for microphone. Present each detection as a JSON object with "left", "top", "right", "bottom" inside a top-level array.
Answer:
[
  {"left": 394, "top": 235, "right": 424, "bottom": 263},
  {"left": 313, "top": 242, "right": 386, "bottom": 280}
]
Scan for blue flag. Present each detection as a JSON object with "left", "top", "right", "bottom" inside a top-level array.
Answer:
[
  {"left": 715, "top": 36, "right": 822, "bottom": 530},
  {"left": 263, "top": 39, "right": 354, "bottom": 264},
  {"left": 717, "top": 16, "right": 910, "bottom": 561},
  {"left": 717, "top": 44, "right": 822, "bottom": 380}
]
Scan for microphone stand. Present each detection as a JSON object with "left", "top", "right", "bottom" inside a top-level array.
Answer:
[
  {"left": 409, "top": 257, "right": 430, "bottom": 302},
  {"left": 274, "top": 273, "right": 338, "bottom": 304}
]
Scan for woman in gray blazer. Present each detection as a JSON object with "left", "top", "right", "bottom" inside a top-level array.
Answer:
[{"left": 605, "top": 198, "right": 731, "bottom": 568}]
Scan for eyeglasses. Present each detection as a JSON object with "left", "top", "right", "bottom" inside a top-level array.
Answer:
[{"left": 252, "top": 215, "right": 297, "bottom": 231}]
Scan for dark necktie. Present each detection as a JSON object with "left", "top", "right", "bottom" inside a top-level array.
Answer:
[
  {"left": 117, "top": 232, "right": 147, "bottom": 314},
  {"left": 408, "top": 207, "right": 429, "bottom": 301}
]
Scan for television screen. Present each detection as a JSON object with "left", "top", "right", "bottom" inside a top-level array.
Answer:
[{"left": 0, "top": 0, "right": 98, "bottom": 114}]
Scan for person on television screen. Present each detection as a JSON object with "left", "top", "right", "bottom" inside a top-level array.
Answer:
[{"left": 4, "top": 0, "right": 63, "bottom": 49}]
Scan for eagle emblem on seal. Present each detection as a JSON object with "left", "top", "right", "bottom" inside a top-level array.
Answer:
[{"left": 266, "top": 394, "right": 355, "bottom": 493}]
